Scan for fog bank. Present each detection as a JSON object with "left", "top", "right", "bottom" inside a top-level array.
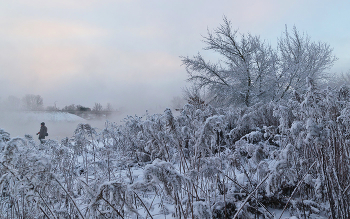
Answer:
[{"left": 0, "top": 108, "right": 173, "bottom": 142}]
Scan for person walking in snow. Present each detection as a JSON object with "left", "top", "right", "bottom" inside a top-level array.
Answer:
[{"left": 36, "top": 122, "right": 48, "bottom": 143}]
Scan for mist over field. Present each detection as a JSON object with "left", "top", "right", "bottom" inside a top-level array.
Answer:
[
  {"left": 0, "top": 107, "right": 173, "bottom": 140},
  {"left": 1, "top": 111, "right": 98, "bottom": 138},
  {"left": 1, "top": 111, "right": 83, "bottom": 138}
]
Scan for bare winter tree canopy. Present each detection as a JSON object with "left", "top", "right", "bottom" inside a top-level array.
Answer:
[
  {"left": 22, "top": 94, "right": 44, "bottom": 111},
  {"left": 93, "top": 102, "right": 103, "bottom": 112},
  {"left": 181, "top": 17, "right": 337, "bottom": 107}
]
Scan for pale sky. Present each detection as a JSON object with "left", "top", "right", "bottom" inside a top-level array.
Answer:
[{"left": 1, "top": 0, "right": 350, "bottom": 115}]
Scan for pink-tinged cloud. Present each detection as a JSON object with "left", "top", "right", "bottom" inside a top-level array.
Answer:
[
  {"left": 0, "top": 18, "right": 108, "bottom": 41},
  {"left": 9, "top": 0, "right": 131, "bottom": 10},
  {"left": 125, "top": 25, "right": 167, "bottom": 39}
]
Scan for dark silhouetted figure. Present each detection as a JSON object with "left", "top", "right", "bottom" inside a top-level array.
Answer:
[{"left": 36, "top": 122, "right": 48, "bottom": 143}]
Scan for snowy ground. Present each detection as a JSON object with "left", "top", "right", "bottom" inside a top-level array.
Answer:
[{"left": 5, "top": 110, "right": 86, "bottom": 122}]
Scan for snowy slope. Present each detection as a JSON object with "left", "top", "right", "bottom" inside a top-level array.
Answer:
[{"left": 2, "top": 111, "right": 86, "bottom": 123}]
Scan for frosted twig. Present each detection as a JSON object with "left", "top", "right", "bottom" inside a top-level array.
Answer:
[
  {"left": 39, "top": 206, "right": 51, "bottom": 218},
  {"left": 218, "top": 170, "right": 273, "bottom": 218},
  {"left": 99, "top": 194, "right": 125, "bottom": 219},
  {"left": 233, "top": 174, "right": 270, "bottom": 219},
  {"left": 36, "top": 189, "right": 57, "bottom": 219},
  {"left": 343, "top": 184, "right": 350, "bottom": 195},
  {"left": 278, "top": 160, "right": 317, "bottom": 219},
  {"left": 79, "top": 179, "right": 125, "bottom": 219},
  {"left": 55, "top": 178, "right": 85, "bottom": 219},
  {"left": 134, "top": 191, "right": 154, "bottom": 219}
]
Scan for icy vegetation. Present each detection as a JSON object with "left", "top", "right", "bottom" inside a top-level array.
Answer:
[{"left": 1, "top": 79, "right": 350, "bottom": 218}]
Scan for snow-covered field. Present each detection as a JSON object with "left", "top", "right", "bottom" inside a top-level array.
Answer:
[
  {"left": 0, "top": 111, "right": 88, "bottom": 139},
  {"left": 3, "top": 110, "right": 86, "bottom": 122}
]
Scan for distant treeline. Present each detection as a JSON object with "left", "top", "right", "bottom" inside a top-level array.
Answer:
[
  {"left": 61, "top": 103, "right": 117, "bottom": 120},
  {"left": 0, "top": 94, "right": 117, "bottom": 119}
]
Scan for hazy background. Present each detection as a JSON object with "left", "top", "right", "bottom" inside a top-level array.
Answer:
[
  {"left": 1, "top": 0, "right": 350, "bottom": 139},
  {"left": 0, "top": 110, "right": 125, "bottom": 140}
]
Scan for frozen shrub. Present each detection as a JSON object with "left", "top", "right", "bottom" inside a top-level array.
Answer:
[
  {"left": 193, "top": 201, "right": 211, "bottom": 219},
  {"left": 212, "top": 201, "right": 237, "bottom": 219},
  {"left": 0, "top": 128, "right": 10, "bottom": 142}
]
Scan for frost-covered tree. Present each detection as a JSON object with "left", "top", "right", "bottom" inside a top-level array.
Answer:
[
  {"left": 276, "top": 26, "right": 337, "bottom": 100},
  {"left": 182, "top": 17, "right": 336, "bottom": 107},
  {"left": 182, "top": 17, "right": 277, "bottom": 107},
  {"left": 93, "top": 102, "right": 103, "bottom": 111},
  {"left": 22, "top": 94, "right": 44, "bottom": 110}
]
